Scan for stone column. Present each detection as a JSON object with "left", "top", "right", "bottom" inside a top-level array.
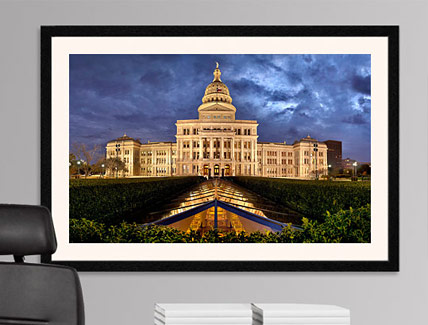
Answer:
[
  {"left": 178, "top": 139, "right": 183, "bottom": 176},
  {"left": 252, "top": 139, "right": 256, "bottom": 175},
  {"left": 231, "top": 138, "right": 235, "bottom": 176},
  {"left": 153, "top": 149, "right": 157, "bottom": 176},
  {"left": 262, "top": 148, "right": 266, "bottom": 177},
  {"left": 190, "top": 138, "right": 193, "bottom": 161},
  {"left": 199, "top": 137, "right": 203, "bottom": 162},
  {"left": 189, "top": 139, "right": 193, "bottom": 174},
  {"left": 231, "top": 138, "right": 235, "bottom": 161},
  {"left": 221, "top": 136, "right": 224, "bottom": 160},
  {"left": 168, "top": 148, "right": 172, "bottom": 176},
  {"left": 248, "top": 140, "right": 252, "bottom": 175},
  {"left": 210, "top": 137, "right": 213, "bottom": 159}
]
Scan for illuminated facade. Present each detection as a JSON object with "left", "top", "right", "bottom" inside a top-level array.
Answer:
[{"left": 106, "top": 64, "right": 328, "bottom": 179}]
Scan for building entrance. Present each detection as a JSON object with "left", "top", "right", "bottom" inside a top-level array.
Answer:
[
  {"left": 203, "top": 165, "right": 210, "bottom": 177},
  {"left": 224, "top": 165, "right": 230, "bottom": 176},
  {"left": 214, "top": 164, "right": 220, "bottom": 176}
]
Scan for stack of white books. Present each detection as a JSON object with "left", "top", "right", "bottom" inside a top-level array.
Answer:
[
  {"left": 252, "top": 304, "right": 351, "bottom": 325},
  {"left": 154, "top": 304, "right": 253, "bottom": 325}
]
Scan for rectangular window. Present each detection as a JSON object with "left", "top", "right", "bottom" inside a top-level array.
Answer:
[{"left": 183, "top": 141, "right": 190, "bottom": 148}]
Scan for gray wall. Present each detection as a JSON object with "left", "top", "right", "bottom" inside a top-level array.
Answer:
[{"left": 0, "top": 1, "right": 427, "bottom": 324}]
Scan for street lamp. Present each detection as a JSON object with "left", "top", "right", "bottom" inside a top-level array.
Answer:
[
  {"left": 352, "top": 161, "right": 358, "bottom": 178},
  {"left": 101, "top": 163, "right": 105, "bottom": 178},
  {"left": 76, "top": 160, "right": 81, "bottom": 178}
]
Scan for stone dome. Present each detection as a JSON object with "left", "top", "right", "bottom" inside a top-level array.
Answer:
[{"left": 202, "top": 63, "right": 232, "bottom": 104}]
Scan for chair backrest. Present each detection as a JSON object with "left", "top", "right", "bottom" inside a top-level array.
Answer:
[{"left": 0, "top": 204, "right": 85, "bottom": 325}]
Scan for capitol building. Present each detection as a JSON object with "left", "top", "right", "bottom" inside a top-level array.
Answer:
[{"left": 106, "top": 64, "right": 328, "bottom": 179}]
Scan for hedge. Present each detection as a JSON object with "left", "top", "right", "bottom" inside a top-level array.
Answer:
[
  {"left": 69, "top": 177, "right": 202, "bottom": 224},
  {"left": 69, "top": 204, "right": 370, "bottom": 243},
  {"left": 232, "top": 177, "right": 370, "bottom": 221}
]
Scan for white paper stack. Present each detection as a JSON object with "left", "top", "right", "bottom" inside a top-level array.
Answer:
[
  {"left": 154, "top": 304, "right": 253, "bottom": 325},
  {"left": 252, "top": 304, "right": 351, "bottom": 325}
]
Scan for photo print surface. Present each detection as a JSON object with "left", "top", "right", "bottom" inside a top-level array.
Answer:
[{"left": 68, "top": 54, "right": 371, "bottom": 245}]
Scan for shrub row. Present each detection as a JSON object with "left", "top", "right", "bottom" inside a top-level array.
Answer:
[
  {"left": 69, "top": 177, "right": 202, "bottom": 224},
  {"left": 70, "top": 204, "right": 370, "bottom": 243},
  {"left": 232, "top": 177, "right": 370, "bottom": 220}
]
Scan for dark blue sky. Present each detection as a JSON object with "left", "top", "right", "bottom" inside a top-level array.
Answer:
[{"left": 70, "top": 54, "right": 371, "bottom": 162}]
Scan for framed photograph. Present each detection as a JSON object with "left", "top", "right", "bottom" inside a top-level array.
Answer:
[{"left": 41, "top": 26, "right": 399, "bottom": 271}]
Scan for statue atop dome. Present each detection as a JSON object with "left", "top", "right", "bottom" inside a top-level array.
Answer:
[{"left": 213, "top": 62, "right": 222, "bottom": 81}]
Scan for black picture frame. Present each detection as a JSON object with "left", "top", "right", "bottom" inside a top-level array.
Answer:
[{"left": 41, "top": 25, "right": 399, "bottom": 272}]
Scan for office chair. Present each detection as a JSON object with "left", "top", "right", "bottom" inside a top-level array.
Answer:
[{"left": 0, "top": 204, "right": 85, "bottom": 325}]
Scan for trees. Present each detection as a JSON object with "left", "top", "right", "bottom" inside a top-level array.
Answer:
[
  {"left": 103, "top": 157, "right": 128, "bottom": 178},
  {"left": 358, "top": 164, "right": 371, "bottom": 176},
  {"left": 310, "top": 167, "right": 327, "bottom": 180},
  {"left": 71, "top": 143, "right": 102, "bottom": 178},
  {"left": 70, "top": 142, "right": 129, "bottom": 179},
  {"left": 69, "top": 153, "right": 85, "bottom": 178},
  {"left": 69, "top": 153, "right": 78, "bottom": 177},
  {"left": 91, "top": 158, "right": 107, "bottom": 178}
]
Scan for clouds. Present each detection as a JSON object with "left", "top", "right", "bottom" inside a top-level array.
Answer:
[
  {"left": 351, "top": 74, "right": 371, "bottom": 95},
  {"left": 69, "top": 54, "right": 371, "bottom": 161}
]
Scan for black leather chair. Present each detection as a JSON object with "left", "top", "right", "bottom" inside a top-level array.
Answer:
[{"left": 0, "top": 204, "right": 85, "bottom": 325}]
